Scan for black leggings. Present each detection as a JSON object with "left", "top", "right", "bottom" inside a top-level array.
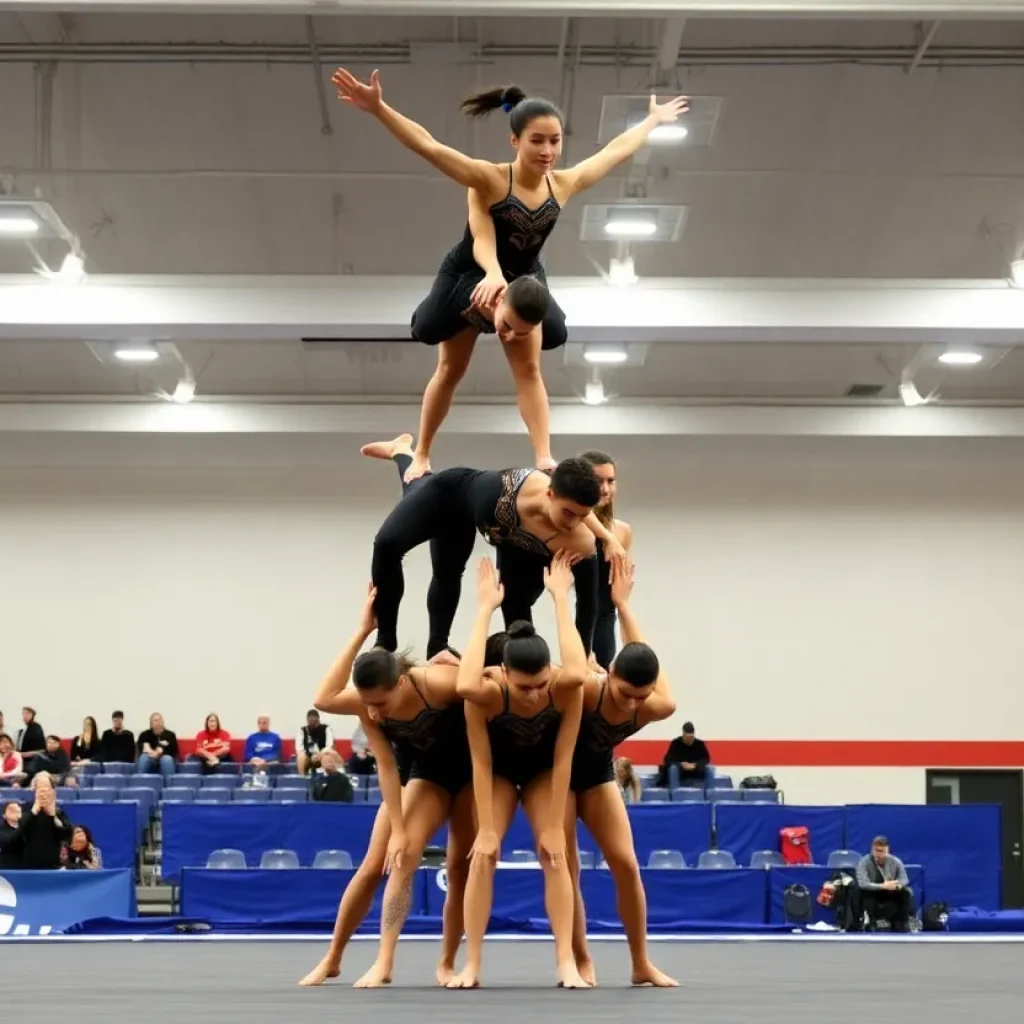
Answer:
[
  {"left": 496, "top": 543, "right": 598, "bottom": 656},
  {"left": 371, "top": 456, "right": 476, "bottom": 658},
  {"left": 591, "top": 608, "right": 617, "bottom": 670}
]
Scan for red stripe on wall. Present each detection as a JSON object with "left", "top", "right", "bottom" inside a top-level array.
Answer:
[{"left": 614, "top": 739, "right": 1024, "bottom": 768}]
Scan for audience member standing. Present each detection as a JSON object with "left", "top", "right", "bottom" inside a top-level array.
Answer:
[
  {"left": 62, "top": 825, "right": 103, "bottom": 870},
  {"left": 656, "top": 721, "right": 712, "bottom": 787},
  {"left": 296, "top": 709, "right": 334, "bottom": 776},
  {"left": 98, "top": 711, "right": 136, "bottom": 765},
  {"left": 19, "top": 774, "right": 71, "bottom": 869},
  {"left": 0, "top": 800, "right": 23, "bottom": 869},
  {"left": 243, "top": 716, "right": 282, "bottom": 767},
  {"left": 190, "top": 714, "right": 232, "bottom": 774},
  {"left": 136, "top": 713, "right": 179, "bottom": 782},
  {"left": 70, "top": 716, "right": 101, "bottom": 766},
  {"left": 15, "top": 707, "right": 45, "bottom": 768}
]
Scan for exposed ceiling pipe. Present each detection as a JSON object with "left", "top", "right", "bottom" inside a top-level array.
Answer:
[
  {"left": 907, "top": 19, "right": 941, "bottom": 74},
  {"left": 304, "top": 16, "right": 333, "bottom": 136}
]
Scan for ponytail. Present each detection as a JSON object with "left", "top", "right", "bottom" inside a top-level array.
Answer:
[{"left": 460, "top": 85, "right": 563, "bottom": 137}]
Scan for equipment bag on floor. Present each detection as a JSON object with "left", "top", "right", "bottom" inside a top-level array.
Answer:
[
  {"left": 779, "top": 826, "right": 812, "bottom": 864},
  {"left": 784, "top": 883, "right": 813, "bottom": 924}
]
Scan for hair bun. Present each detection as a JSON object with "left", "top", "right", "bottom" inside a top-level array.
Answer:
[
  {"left": 506, "top": 619, "right": 536, "bottom": 639},
  {"left": 501, "top": 85, "right": 527, "bottom": 111}
]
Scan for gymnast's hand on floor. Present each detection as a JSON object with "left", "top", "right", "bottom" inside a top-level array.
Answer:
[
  {"left": 470, "top": 273, "right": 507, "bottom": 312},
  {"left": 476, "top": 557, "right": 505, "bottom": 611},
  {"left": 537, "top": 826, "right": 566, "bottom": 869},
  {"left": 332, "top": 67, "right": 382, "bottom": 114},
  {"left": 469, "top": 827, "right": 500, "bottom": 864}
]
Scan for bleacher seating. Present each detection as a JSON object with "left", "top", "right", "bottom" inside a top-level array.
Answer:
[
  {"left": 312, "top": 849, "right": 354, "bottom": 870},
  {"left": 647, "top": 849, "right": 686, "bottom": 869},
  {"left": 698, "top": 849, "right": 738, "bottom": 870},
  {"left": 750, "top": 849, "right": 785, "bottom": 869}
]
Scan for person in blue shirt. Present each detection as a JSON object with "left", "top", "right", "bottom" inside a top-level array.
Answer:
[{"left": 243, "top": 716, "right": 282, "bottom": 767}]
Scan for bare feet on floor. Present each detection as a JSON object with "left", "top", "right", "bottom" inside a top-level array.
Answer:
[
  {"left": 436, "top": 959, "right": 457, "bottom": 986},
  {"left": 446, "top": 965, "right": 480, "bottom": 989},
  {"left": 360, "top": 433, "right": 414, "bottom": 462},
  {"left": 631, "top": 961, "right": 679, "bottom": 987},
  {"left": 556, "top": 960, "right": 590, "bottom": 989},
  {"left": 576, "top": 956, "right": 598, "bottom": 987},
  {"left": 297, "top": 957, "right": 340, "bottom": 987},
  {"left": 353, "top": 960, "right": 393, "bottom": 988}
]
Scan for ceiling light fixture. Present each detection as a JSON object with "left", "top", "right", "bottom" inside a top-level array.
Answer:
[
  {"left": 584, "top": 345, "right": 628, "bottom": 365},
  {"left": 583, "top": 379, "right": 608, "bottom": 406},
  {"left": 938, "top": 350, "right": 983, "bottom": 366},
  {"left": 171, "top": 377, "right": 196, "bottom": 404},
  {"left": 0, "top": 216, "right": 40, "bottom": 236},
  {"left": 607, "top": 255, "right": 639, "bottom": 287},
  {"left": 1010, "top": 259, "right": 1024, "bottom": 289},
  {"left": 114, "top": 345, "right": 159, "bottom": 364},
  {"left": 649, "top": 124, "right": 689, "bottom": 143},
  {"left": 604, "top": 218, "right": 657, "bottom": 238},
  {"left": 898, "top": 380, "right": 929, "bottom": 408}
]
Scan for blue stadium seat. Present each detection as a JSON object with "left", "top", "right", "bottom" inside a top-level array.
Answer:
[
  {"left": 92, "top": 775, "right": 127, "bottom": 790},
  {"left": 509, "top": 849, "right": 538, "bottom": 863},
  {"left": 349, "top": 789, "right": 367, "bottom": 803},
  {"left": 260, "top": 849, "right": 300, "bottom": 870},
  {"left": 78, "top": 763, "right": 102, "bottom": 776},
  {"left": 277, "top": 799, "right": 306, "bottom": 805},
  {"left": 55, "top": 787, "right": 78, "bottom": 803},
  {"left": 698, "top": 849, "right": 737, "bottom": 870},
  {"left": 827, "top": 849, "right": 862, "bottom": 869},
  {"left": 201, "top": 775, "right": 239, "bottom": 789},
  {"left": 641, "top": 788, "right": 670, "bottom": 803},
  {"left": 0, "top": 789, "right": 32, "bottom": 803},
  {"left": 671, "top": 788, "right": 705, "bottom": 803},
  {"left": 76, "top": 789, "right": 115, "bottom": 803},
  {"left": 365, "top": 787, "right": 381, "bottom": 804},
  {"left": 242, "top": 774, "right": 276, "bottom": 790},
  {"left": 313, "top": 849, "right": 354, "bottom": 870},
  {"left": 160, "top": 792, "right": 193, "bottom": 805},
  {"left": 214, "top": 762, "right": 242, "bottom": 775},
  {"left": 234, "top": 789, "right": 272, "bottom": 803},
  {"left": 708, "top": 789, "right": 744, "bottom": 803},
  {"left": 707, "top": 774, "right": 735, "bottom": 789},
  {"left": 364, "top": 774, "right": 379, "bottom": 791},
  {"left": 272, "top": 788, "right": 306, "bottom": 802},
  {"left": 102, "top": 762, "right": 135, "bottom": 775},
  {"left": 169, "top": 774, "right": 201, "bottom": 789},
  {"left": 578, "top": 849, "right": 596, "bottom": 870},
  {"left": 119, "top": 787, "right": 158, "bottom": 816},
  {"left": 743, "top": 789, "right": 779, "bottom": 804},
  {"left": 193, "top": 790, "right": 231, "bottom": 804},
  {"left": 276, "top": 775, "right": 309, "bottom": 790},
  {"left": 750, "top": 849, "right": 785, "bottom": 870},
  {"left": 128, "top": 775, "right": 164, "bottom": 794},
  {"left": 206, "top": 848, "right": 246, "bottom": 869},
  {"left": 647, "top": 849, "right": 686, "bottom": 870},
  {"left": 176, "top": 762, "right": 202, "bottom": 776},
  {"left": 639, "top": 774, "right": 661, "bottom": 789}
]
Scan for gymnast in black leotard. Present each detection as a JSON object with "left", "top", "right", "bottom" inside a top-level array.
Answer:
[
  {"left": 331, "top": 67, "right": 688, "bottom": 480},
  {"left": 360, "top": 434, "right": 625, "bottom": 659},
  {"left": 449, "top": 554, "right": 589, "bottom": 990},
  {"left": 578, "top": 450, "right": 633, "bottom": 670},
  {"left": 565, "top": 559, "right": 678, "bottom": 988}
]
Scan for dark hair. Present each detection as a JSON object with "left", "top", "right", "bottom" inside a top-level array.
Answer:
[
  {"left": 579, "top": 450, "right": 617, "bottom": 529},
  {"left": 205, "top": 713, "right": 220, "bottom": 731},
  {"left": 73, "top": 823, "right": 94, "bottom": 844},
  {"left": 872, "top": 835, "right": 889, "bottom": 847},
  {"left": 484, "top": 631, "right": 509, "bottom": 668},
  {"left": 112, "top": 710, "right": 124, "bottom": 719},
  {"left": 22, "top": 707, "right": 35, "bottom": 718},
  {"left": 306, "top": 708, "right": 320, "bottom": 719},
  {"left": 612, "top": 642, "right": 659, "bottom": 689},
  {"left": 460, "top": 84, "right": 563, "bottom": 137},
  {"left": 352, "top": 647, "right": 415, "bottom": 692},
  {"left": 2, "top": 800, "right": 18, "bottom": 814},
  {"left": 504, "top": 275, "right": 549, "bottom": 325},
  {"left": 682, "top": 721, "right": 695, "bottom": 734},
  {"left": 46, "top": 734, "right": 61, "bottom": 745},
  {"left": 549, "top": 457, "right": 601, "bottom": 508},
  {"left": 0, "top": 733, "right": 10, "bottom": 745},
  {"left": 82, "top": 716, "right": 98, "bottom": 741},
  {"left": 502, "top": 620, "right": 551, "bottom": 675}
]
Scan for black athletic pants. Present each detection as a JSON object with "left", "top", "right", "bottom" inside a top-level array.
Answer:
[{"left": 862, "top": 888, "right": 913, "bottom": 931}]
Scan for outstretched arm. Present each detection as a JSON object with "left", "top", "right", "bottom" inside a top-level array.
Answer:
[
  {"left": 312, "top": 586, "right": 377, "bottom": 714},
  {"left": 557, "top": 94, "right": 689, "bottom": 197},
  {"left": 456, "top": 559, "right": 507, "bottom": 706},
  {"left": 332, "top": 68, "right": 500, "bottom": 191},
  {"left": 546, "top": 551, "right": 588, "bottom": 685}
]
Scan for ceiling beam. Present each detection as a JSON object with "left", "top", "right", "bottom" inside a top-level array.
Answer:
[{"left": 2, "top": 275, "right": 1024, "bottom": 345}]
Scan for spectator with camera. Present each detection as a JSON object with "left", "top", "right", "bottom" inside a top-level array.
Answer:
[{"left": 309, "top": 748, "right": 353, "bottom": 803}]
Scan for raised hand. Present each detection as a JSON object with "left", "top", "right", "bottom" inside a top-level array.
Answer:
[
  {"left": 609, "top": 557, "right": 635, "bottom": 608},
  {"left": 476, "top": 557, "right": 505, "bottom": 611},
  {"left": 543, "top": 550, "right": 575, "bottom": 598},
  {"left": 649, "top": 94, "right": 689, "bottom": 124},
  {"left": 359, "top": 582, "right": 378, "bottom": 634},
  {"left": 332, "top": 67, "right": 383, "bottom": 114}
]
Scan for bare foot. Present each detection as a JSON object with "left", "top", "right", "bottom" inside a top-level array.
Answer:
[
  {"left": 556, "top": 960, "right": 590, "bottom": 989},
  {"left": 360, "top": 433, "right": 414, "bottom": 462},
  {"left": 631, "top": 961, "right": 679, "bottom": 987},
  {"left": 436, "top": 959, "right": 457, "bottom": 986},
  {"left": 353, "top": 961, "right": 393, "bottom": 988},
  {"left": 297, "top": 957, "right": 340, "bottom": 986},
  {"left": 536, "top": 455, "right": 558, "bottom": 474},
  {"left": 576, "top": 957, "right": 598, "bottom": 987},
  {"left": 403, "top": 452, "right": 431, "bottom": 483},
  {"left": 446, "top": 966, "right": 480, "bottom": 989}
]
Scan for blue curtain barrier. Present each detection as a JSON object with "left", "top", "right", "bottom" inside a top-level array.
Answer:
[
  {"left": 768, "top": 865, "right": 925, "bottom": 926},
  {"left": 161, "top": 804, "right": 714, "bottom": 883},
  {"left": 0, "top": 869, "right": 136, "bottom": 936},
  {"left": 66, "top": 803, "right": 139, "bottom": 871}
]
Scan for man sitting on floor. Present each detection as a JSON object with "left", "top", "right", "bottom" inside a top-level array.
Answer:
[{"left": 856, "top": 835, "right": 913, "bottom": 932}]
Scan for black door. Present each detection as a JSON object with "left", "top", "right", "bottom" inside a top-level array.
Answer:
[{"left": 926, "top": 769, "right": 1024, "bottom": 908}]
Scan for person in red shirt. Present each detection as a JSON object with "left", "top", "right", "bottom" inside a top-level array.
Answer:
[{"left": 190, "top": 714, "right": 232, "bottom": 774}]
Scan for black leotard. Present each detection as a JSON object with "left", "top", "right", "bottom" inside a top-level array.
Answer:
[
  {"left": 569, "top": 680, "right": 641, "bottom": 793},
  {"left": 411, "top": 166, "right": 567, "bottom": 350},
  {"left": 590, "top": 539, "right": 618, "bottom": 670},
  {"left": 487, "top": 683, "right": 562, "bottom": 788},
  {"left": 372, "top": 463, "right": 598, "bottom": 655},
  {"left": 377, "top": 676, "right": 471, "bottom": 796}
]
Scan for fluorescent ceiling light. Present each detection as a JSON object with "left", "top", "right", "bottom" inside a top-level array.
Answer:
[
  {"left": 604, "top": 218, "right": 657, "bottom": 238},
  {"left": 1011, "top": 259, "right": 1024, "bottom": 289},
  {"left": 898, "top": 381, "right": 929, "bottom": 408},
  {"left": 583, "top": 380, "right": 608, "bottom": 406},
  {"left": 0, "top": 216, "right": 40, "bottom": 236},
  {"left": 938, "top": 350, "right": 983, "bottom": 366},
  {"left": 171, "top": 377, "right": 196, "bottom": 404},
  {"left": 607, "top": 255, "right": 638, "bottom": 287},
  {"left": 114, "top": 345, "right": 159, "bottom": 364},
  {"left": 584, "top": 346, "right": 628, "bottom": 365},
  {"left": 649, "top": 124, "right": 689, "bottom": 143}
]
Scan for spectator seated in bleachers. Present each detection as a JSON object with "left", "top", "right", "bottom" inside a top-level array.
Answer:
[
  {"left": 244, "top": 716, "right": 282, "bottom": 768},
  {"left": 62, "top": 824, "right": 103, "bottom": 870},
  {"left": 0, "top": 799, "right": 22, "bottom": 868},
  {"left": 856, "top": 835, "right": 914, "bottom": 932},
  {"left": 136, "top": 712, "right": 179, "bottom": 782},
  {"left": 26, "top": 734, "right": 72, "bottom": 785},
  {"left": 99, "top": 711, "right": 136, "bottom": 765},
  {"left": 296, "top": 709, "right": 334, "bottom": 776},
  {"left": 614, "top": 756, "right": 641, "bottom": 804},
  {"left": 70, "top": 716, "right": 101, "bottom": 768},
  {"left": 656, "top": 721, "right": 711, "bottom": 787},
  {"left": 189, "top": 714, "right": 232, "bottom": 775},
  {"left": 0, "top": 734, "right": 25, "bottom": 786},
  {"left": 345, "top": 722, "right": 376, "bottom": 776},
  {"left": 15, "top": 707, "right": 46, "bottom": 769},
  {"left": 19, "top": 773, "right": 71, "bottom": 870},
  {"left": 309, "top": 749, "right": 353, "bottom": 803}
]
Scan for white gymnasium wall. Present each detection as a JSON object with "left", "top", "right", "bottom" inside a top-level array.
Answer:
[{"left": 2, "top": 432, "right": 1023, "bottom": 805}]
